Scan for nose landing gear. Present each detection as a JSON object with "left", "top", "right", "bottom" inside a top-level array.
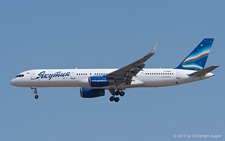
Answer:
[
  {"left": 31, "top": 87, "right": 39, "bottom": 99},
  {"left": 34, "top": 94, "right": 39, "bottom": 99}
]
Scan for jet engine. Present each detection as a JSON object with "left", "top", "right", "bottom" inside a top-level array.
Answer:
[
  {"left": 80, "top": 88, "right": 105, "bottom": 98},
  {"left": 88, "top": 76, "right": 114, "bottom": 87}
]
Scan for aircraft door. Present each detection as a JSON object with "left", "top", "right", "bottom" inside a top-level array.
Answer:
[
  {"left": 139, "top": 71, "right": 145, "bottom": 78},
  {"left": 31, "top": 71, "right": 36, "bottom": 80},
  {"left": 70, "top": 71, "right": 76, "bottom": 79},
  {"left": 176, "top": 70, "right": 181, "bottom": 79}
]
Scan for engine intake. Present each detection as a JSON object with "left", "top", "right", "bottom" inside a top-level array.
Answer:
[
  {"left": 88, "top": 76, "right": 114, "bottom": 87},
  {"left": 80, "top": 88, "right": 105, "bottom": 98}
]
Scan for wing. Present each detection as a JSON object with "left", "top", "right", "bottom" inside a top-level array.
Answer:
[{"left": 106, "top": 42, "right": 158, "bottom": 89}]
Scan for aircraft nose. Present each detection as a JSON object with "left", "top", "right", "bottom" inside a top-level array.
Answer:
[{"left": 10, "top": 78, "right": 17, "bottom": 86}]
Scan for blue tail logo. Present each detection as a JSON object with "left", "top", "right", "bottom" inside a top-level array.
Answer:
[{"left": 176, "top": 38, "right": 214, "bottom": 70}]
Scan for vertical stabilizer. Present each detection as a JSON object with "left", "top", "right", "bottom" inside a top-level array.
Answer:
[{"left": 176, "top": 38, "right": 214, "bottom": 70}]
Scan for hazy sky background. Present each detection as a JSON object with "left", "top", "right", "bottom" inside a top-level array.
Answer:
[{"left": 1, "top": 1, "right": 224, "bottom": 140}]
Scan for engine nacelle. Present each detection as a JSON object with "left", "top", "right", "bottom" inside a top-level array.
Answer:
[
  {"left": 80, "top": 88, "right": 105, "bottom": 98},
  {"left": 88, "top": 76, "right": 114, "bottom": 87}
]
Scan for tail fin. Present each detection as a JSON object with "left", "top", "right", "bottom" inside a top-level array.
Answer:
[{"left": 175, "top": 38, "right": 214, "bottom": 70}]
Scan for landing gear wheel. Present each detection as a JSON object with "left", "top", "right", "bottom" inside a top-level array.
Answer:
[
  {"left": 115, "top": 90, "right": 120, "bottom": 96},
  {"left": 35, "top": 95, "right": 39, "bottom": 99},
  {"left": 120, "top": 91, "right": 125, "bottom": 97},
  {"left": 114, "top": 97, "right": 120, "bottom": 102},
  {"left": 109, "top": 96, "right": 115, "bottom": 102}
]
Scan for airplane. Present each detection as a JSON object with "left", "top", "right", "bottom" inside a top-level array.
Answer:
[{"left": 10, "top": 38, "right": 219, "bottom": 102}]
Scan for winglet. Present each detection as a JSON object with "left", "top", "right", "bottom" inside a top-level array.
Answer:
[
  {"left": 142, "top": 42, "right": 158, "bottom": 62},
  {"left": 150, "top": 42, "right": 158, "bottom": 54}
]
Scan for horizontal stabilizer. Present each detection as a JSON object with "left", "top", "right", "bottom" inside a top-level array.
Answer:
[{"left": 188, "top": 65, "right": 219, "bottom": 76}]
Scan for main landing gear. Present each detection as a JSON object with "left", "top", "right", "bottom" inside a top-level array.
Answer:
[
  {"left": 31, "top": 87, "right": 39, "bottom": 99},
  {"left": 109, "top": 90, "right": 125, "bottom": 102}
]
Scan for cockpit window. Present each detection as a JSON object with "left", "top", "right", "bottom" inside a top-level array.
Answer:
[{"left": 15, "top": 74, "right": 24, "bottom": 78}]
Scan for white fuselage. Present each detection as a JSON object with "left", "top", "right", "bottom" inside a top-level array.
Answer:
[{"left": 10, "top": 68, "right": 214, "bottom": 89}]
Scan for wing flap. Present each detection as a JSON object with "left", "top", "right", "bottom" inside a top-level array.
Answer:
[{"left": 188, "top": 65, "right": 219, "bottom": 76}]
